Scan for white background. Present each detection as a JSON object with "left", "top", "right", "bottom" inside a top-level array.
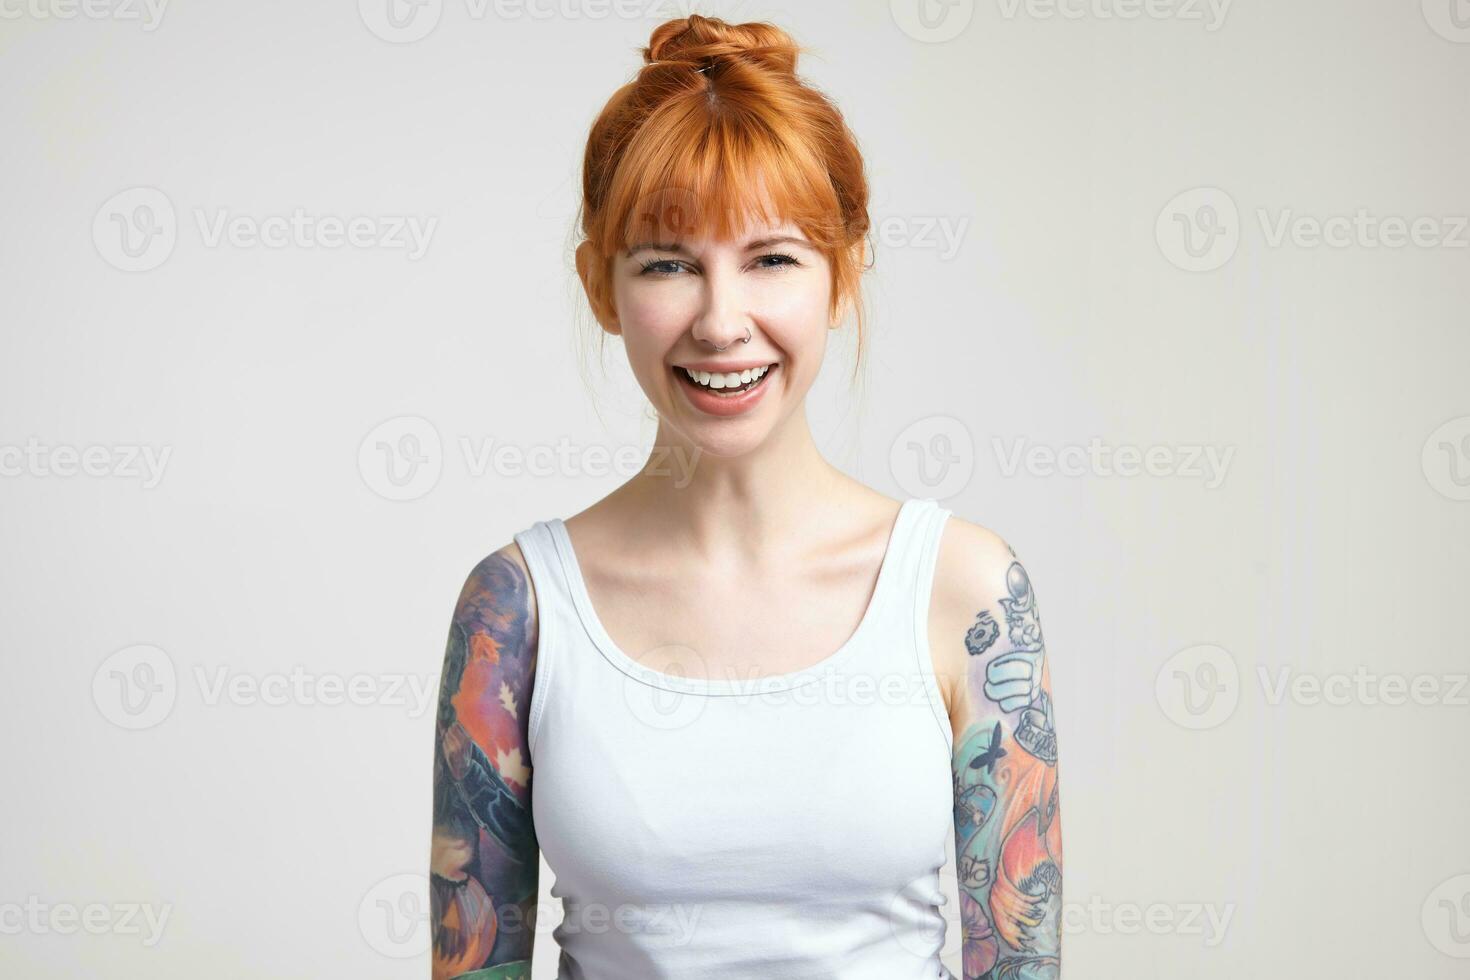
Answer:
[{"left": 2, "top": 1, "right": 1468, "bottom": 977}]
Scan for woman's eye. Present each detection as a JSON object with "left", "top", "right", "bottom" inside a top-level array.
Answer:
[
  {"left": 755, "top": 252, "right": 799, "bottom": 270},
  {"left": 638, "top": 253, "right": 799, "bottom": 277},
  {"left": 639, "top": 259, "right": 685, "bottom": 277}
]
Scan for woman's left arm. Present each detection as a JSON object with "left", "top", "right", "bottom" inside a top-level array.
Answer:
[{"left": 933, "top": 523, "right": 1063, "bottom": 979}]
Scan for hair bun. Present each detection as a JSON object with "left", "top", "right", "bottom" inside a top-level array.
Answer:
[{"left": 642, "top": 14, "right": 800, "bottom": 76}]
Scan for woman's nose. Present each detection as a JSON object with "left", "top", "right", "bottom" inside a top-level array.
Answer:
[{"left": 690, "top": 276, "right": 751, "bottom": 350}]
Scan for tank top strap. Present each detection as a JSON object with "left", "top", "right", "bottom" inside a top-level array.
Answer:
[
  {"left": 907, "top": 496, "right": 954, "bottom": 639},
  {"left": 848, "top": 495, "right": 956, "bottom": 754},
  {"left": 511, "top": 519, "right": 569, "bottom": 606},
  {"left": 911, "top": 497, "right": 956, "bottom": 753},
  {"left": 872, "top": 496, "right": 953, "bottom": 626},
  {"left": 511, "top": 519, "right": 577, "bottom": 761}
]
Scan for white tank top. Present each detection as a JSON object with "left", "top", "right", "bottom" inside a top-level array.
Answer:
[{"left": 512, "top": 496, "right": 956, "bottom": 979}]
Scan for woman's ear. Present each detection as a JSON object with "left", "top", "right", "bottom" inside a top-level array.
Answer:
[
  {"left": 830, "top": 279, "right": 852, "bottom": 328},
  {"left": 575, "top": 240, "right": 621, "bottom": 336},
  {"left": 830, "top": 297, "right": 846, "bottom": 329},
  {"left": 829, "top": 239, "right": 866, "bottom": 327}
]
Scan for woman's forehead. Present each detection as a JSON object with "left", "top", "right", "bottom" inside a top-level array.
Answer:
[
  {"left": 619, "top": 169, "right": 802, "bottom": 239},
  {"left": 623, "top": 193, "right": 805, "bottom": 246}
]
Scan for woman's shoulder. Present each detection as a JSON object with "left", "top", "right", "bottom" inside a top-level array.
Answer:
[
  {"left": 927, "top": 509, "right": 1035, "bottom": 696},
  {"left": 459, "top": 538, "right": 535, "bottom": 589},
  {"left": 449, "top": 541, "right": 539, "bottom": 653},
  {"left": 933, "top": 509, "right": 1023, "bottom": 597}
]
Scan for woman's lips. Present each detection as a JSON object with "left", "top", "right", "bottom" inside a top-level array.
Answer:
[{"left": 672, "top": 363, "right": 777, "bottom": 417}]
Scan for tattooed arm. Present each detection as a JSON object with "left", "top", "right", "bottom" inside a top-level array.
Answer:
[
  {"left": 931, "top": 522, "right": 1062, "bottom": 980},
  {"left": 431, "top": 546, "right": 540, "bottom": 980}
]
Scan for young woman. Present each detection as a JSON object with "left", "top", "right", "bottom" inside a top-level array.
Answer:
[{"left": 430, "top": 15, "right": 1063, "bottom": 980}]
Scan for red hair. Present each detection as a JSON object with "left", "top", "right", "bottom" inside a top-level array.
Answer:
[{"left": 576, "top": 15, "right": 872, "bottom": 371}]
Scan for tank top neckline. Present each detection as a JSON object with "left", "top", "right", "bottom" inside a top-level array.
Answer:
[{"left": 542, "top": 497, "right": 930, "bottom": 697}]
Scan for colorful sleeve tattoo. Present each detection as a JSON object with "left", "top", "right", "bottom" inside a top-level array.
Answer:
[
  {"left": 431, "top": 551, "right": 539, "bottom": 980},
  {"left": 950, "top": 552, "right": 1063, "bottom": 979}
]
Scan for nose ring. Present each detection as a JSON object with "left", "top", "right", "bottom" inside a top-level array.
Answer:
[{"left": 710, "top": 327, "right": 753, "bottom": 352}]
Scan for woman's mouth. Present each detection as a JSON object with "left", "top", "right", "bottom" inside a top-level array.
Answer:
[
  {"left": 678, "top": 363, "right": 773, "bottom": 394},
  {"left": 672, "top": 362, "right": 778, "bottom": 416}
]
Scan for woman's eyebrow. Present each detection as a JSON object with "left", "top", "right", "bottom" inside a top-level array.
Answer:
[
  {"left": 626, "top": 234, "right": 810, "bottom": 257},
  {"left": 625, "top": 241, "right": 686, "bottom": 257},
  {"left": 744, "top": 235, "right": 812, "bottom": 251}
]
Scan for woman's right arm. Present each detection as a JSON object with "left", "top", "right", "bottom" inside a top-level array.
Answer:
[{"left": 430, "top": 545, "right": 540, "bottom": 980}]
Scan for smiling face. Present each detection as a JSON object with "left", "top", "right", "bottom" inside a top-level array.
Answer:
[{"left": 581, "top": 208, "right": 840, "bottom": 458}]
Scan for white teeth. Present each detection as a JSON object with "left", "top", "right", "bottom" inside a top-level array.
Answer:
[{"left": 681, "top": 364, "right": 771, "bottom": 391}]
